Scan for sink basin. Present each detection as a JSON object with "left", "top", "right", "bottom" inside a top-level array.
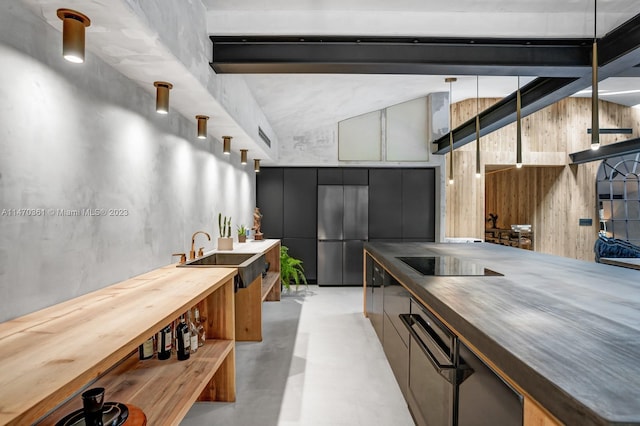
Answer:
[{"left": 179, "top": 252, "right": 267, "bottom": 289}]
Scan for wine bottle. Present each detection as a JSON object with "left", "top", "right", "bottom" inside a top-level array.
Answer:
[
  {"left": 195, "top": 307, "right": 205, "bottom": 346},
  {"left": 188, "top": 310, "right": 198, "bottom": 353},
  {"left": 176, "top": 316, "right": 191, "bottom": 361},
  {"left": 157, "top": 324, "right": 172, "bottom": 360},
  {"left": 138, "top": 336, "right": 154, "bottom": 360}
]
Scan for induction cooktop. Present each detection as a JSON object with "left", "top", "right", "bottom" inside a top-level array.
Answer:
[{"left": 397, "top": 256, "right": 502, "bottom": 276}]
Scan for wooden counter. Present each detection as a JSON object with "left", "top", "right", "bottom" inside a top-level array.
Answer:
[
  {"left": 0, "top": 265, "right": 237, "bottom": 426},
  {"left": 199, "top": 239, "right": 281, "bottom": 341}
]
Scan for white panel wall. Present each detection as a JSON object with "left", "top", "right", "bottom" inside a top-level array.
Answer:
[
  {"left": 338, "top": 110, "right": 382, "bottom": 161},
  {"left": 386, "top": 97, "right": 430, "bottom": 161},
  {"left": 0, "top": 2, "right": 255, "bottom": 321}
]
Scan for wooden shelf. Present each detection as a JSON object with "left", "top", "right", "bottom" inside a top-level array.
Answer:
[
  {"left": 40, "top": 340, "right": 234, "bottom": 426},
  {"left": 0, "top": 266, "right": 237, "bottom": 426},
  {"left": 261, "top": 272, "right": 280, "bottom": 302}
]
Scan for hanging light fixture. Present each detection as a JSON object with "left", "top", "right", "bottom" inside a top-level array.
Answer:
[
  {"left": 445, "top": 77, "right": 457, "bottom": 185},
  {"left": 56, "top": 9, "right": 91, "bottom": 64},
  {"left": 254, "top": 159, "right": 261, "bottom": 173},
  {"left": 153, "top": 81, "right": 173, "bottom": 114},
  {"left": 222, "top": 136, "right": 232, "bottom": 155},
  {"left": 591, "top": 0, "right": 600, "bottom": 151},
  {"left": 240, "top": 149, "right": 248, "bottom": 165},
  {"left": 195, "top": 115, "right": 209, "bottom": 139},
  {"left": 516, "top": 76, "right": 523, "bottom": 169},
  {"left": 476, "top": 76, "right": 482, "bottom": 178}
]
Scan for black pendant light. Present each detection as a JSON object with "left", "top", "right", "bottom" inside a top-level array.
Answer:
[
  {"left": 445, "top": 77, "right": 457, "bottom": 184},
  {"left": 591, "top": 0, "right": 600, "bottom": 151},
  {"left": 476, "top": 76, "right": 481, "bottom": 178}
]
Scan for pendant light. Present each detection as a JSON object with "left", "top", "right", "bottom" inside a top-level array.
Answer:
[
  {"left": 591, "top": 0, "right": 600, "bottom": 151},
  {"left": 56, "top": 9, "right": 91, "bottom": 64},
  {"left": 240, "top": 149, "right": 248, "bottom": 165},
  {"left": 475, "top": 76, "right": 482, "bottom": 178},
  {"left": 222, "top": 136, "right": 232, "bottom": 155},
  {"left": 516, "top": 76, "right": 523, "bottom": 169},
  {"left": 196, "top": 115, "right": 209, "bottom": 139},
  {"left": 445, "top": 77, "right": 457, "bottom": 185},
  {"left": 254, "top": 159, "right": 261, "bottom": 173},
  {"left": 153, "top": 81, "right": 173, "bottom": 114}
]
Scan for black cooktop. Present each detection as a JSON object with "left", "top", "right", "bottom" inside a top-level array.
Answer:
[{"left": 397, "top": 256, "right": 502, "bottom": 276}]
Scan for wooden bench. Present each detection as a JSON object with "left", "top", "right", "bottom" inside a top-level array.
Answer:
[{"left": 0, "top": 265, "right": 237, "bottom": 426}]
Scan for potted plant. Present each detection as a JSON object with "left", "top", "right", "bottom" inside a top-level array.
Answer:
[
  {"left": 280, "top": 245, "right": 308, "bottom": 292},
  {"left": 217, "top": 213, "right": 233, "bottom": 250},
  {"left": 237, "top": 224, "right": 247, "bottom": 243}
]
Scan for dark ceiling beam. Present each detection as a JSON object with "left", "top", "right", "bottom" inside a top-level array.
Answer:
[
  {"left": 210, "top": 36, "right": 591, "bottom": 77},
  {"left": 433, "top": 12, "right": 640, "bottom": 154},
  {"left": 569, "top": 137, "right": 640, "bottom": 164}
]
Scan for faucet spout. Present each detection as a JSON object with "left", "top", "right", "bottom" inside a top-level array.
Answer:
[{"left": 190, "top": 231, "right": 211, "bottom": 260}]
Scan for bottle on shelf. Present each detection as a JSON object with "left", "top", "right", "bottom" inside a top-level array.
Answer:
[
  {"left": 188, "top": 309, "right": 198, "bottom": 353},
  {"left": 157, "top": 324, "right": 172, "bottom": 360},
  {"left": 176, "top": 315, "right": 191, "bottom": 361},
  {"left": 194, "top": 306, "right": 205, "bottom": 346},
  {"left": 138, "top": 336, "right": 154, "bottom": 360}
]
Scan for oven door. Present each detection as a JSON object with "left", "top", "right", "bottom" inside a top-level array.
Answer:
[{"left": 401, "top": 309, "right": 457, "bottom": 426}]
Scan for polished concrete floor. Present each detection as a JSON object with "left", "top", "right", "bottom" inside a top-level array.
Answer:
[{"left": 181, "top": 286, "right": 414, "bottom": 426}]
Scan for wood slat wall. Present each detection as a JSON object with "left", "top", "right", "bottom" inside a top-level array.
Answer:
[{"left": 446, "top": 97, "right": 640, "bottom": 261}]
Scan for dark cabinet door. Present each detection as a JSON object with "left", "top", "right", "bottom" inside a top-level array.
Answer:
[
  {"left": 370, "top": 261, "right": 384, "bottom": 341},
  {"left": 343, "top": 168, "right": 368, "bottom": 185},
  {"left": 283, "top": 238, "right": 317, "bottom": 282},
  {"left": 318, "top": 168, "right": 343, "bottom": 184},
  {"left": 402, "top": 168, "right": 436, "bottom": 241},
  {"left": 369, "top": 169, "right": 402, "bottom": 239},
  {"left": 256, "top": 168, "right": 283, "bottom": 238},
  {"left": 283, "top": 168, "right": 317, "bottom": 238}
]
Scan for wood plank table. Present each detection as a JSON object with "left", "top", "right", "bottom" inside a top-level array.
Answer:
[{"left": 0, "top": 265, "right": 237, "bottom": 426}]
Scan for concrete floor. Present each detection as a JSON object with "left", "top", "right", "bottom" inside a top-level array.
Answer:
[{"left": 181, "top": 286, "right": 414, "bottom": 426}]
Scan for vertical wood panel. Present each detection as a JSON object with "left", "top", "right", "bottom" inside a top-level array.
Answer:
[{"left": 447, "top": 97, "right": 640, "bottom": 261}]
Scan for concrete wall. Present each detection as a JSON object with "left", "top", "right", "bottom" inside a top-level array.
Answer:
[{"left": 0, "top": 2, "right": 255, "bottom": 322}]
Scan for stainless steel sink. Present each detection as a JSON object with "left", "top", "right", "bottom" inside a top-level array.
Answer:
[{"left": 179, "top": 252, "right": 267, "bottom": 289}]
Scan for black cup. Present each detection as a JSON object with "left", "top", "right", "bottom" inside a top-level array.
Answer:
[{"left": 82, "top": 387, "right": 105, "bottom": 426}]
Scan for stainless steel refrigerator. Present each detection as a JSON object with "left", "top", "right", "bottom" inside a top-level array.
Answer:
[{"left": 317, "top": 185, "right": 368, "bottom": 285}]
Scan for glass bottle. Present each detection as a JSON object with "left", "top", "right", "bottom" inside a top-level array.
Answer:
[
  {"left": 195, "top": 307, "right": 205, "bottom": 346},
  {"left": 188, "top": 309, "right": 198, "bottom": 353}
]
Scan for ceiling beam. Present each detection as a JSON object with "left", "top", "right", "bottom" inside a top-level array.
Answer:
[
  {"left": 569, "top": 138, "right": 640, "bottom": 164},
  {"left": 433, "top": 12, "right": 640, "bottom": 154},
  {"left": 210, "top": 36, "right": 591, "bottom": 77}
]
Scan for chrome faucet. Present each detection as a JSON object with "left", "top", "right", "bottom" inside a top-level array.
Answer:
[{"left": 190, "top": 231, "right": 211, "bottom": 260}]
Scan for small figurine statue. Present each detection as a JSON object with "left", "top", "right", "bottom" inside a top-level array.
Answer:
[
  {"left": 487, "top": 213, "right": 498, "bottom": 229},
  {"left": 253, "top": 207, "right": 264, "bottom": 240}
]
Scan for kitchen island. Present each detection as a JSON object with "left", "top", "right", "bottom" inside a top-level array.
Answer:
[{"left": 364, "top": 242, "right": 640, "bottom": 426}]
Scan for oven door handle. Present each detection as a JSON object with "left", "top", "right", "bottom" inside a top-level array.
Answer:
[{"left": 400, "top": 313, "right": 458, "bottom": 384}]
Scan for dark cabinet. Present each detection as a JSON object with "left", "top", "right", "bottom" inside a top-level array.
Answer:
[
  {"left": 343, "top": 168, "right": 368, "bottom": 185},
  {"left": 283, "top": 168, "right": 317, "bottom": 238},
  {"left": 282, "top": 238, "right": 317, "bottom": 282},
  {"left": 383, "top": 273, "right": 410, "bottom": 398},
  {"left": 369, "top": 169, "right": 402, "bottom": 239},
  {"left": 317, "top": 168, "right": 343, "bottom": 184},
  {"left": 370, "top": 257, "right": 384, "bottom": 341},
  {"left": 256, "top": 168, "right": 283, "bottom": 238},
  {"left": 402, "top": 168, "right": 435, "bottom": 241}
]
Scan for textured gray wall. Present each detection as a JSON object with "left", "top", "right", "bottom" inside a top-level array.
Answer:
[{"left": 0, "top": 2, "right": 255, "bottom": 321}]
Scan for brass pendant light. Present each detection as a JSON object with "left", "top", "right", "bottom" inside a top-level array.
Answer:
[
  {"left": 591, "top": 0, "right": 600, "bottom": 151},
  {"left": 240, "top": 149, "right": 248, "bottom": 165},
  {"left": 57, "top": 9, "right": 91, "bottom": 64},
  {"left": 196, "top": 115, "right": 209, "bottom": 139},
  {"left": 445, "top": 77, "right": 457, "bottom": 184},
  {"left": 254, "top": 159, "right": 261, "bottom": 173},
  {"left": 476, "top": 76, "right": 482, "bottom": 178},
  {"left": 516, "top": 76, "right": 523, "bottom": 169},
  {"left": 153, "top": 81, "right": 173, "bottom": 114},
  {"left": 222, "top": 136, "right": 232, "bottom": 155}
]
